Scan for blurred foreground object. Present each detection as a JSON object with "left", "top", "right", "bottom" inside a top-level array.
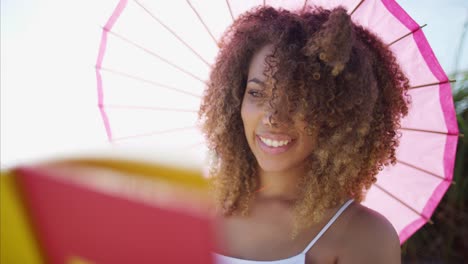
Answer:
[{"left": 0, "top": 158, "right": 215, "bottom": 264}]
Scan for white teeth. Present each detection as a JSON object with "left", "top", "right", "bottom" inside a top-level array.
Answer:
[{"left": 259, "top": 137, "right": 290, "bottom": 147}]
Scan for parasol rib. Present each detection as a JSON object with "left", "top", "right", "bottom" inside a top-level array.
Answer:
[
  {"left": 103, "top": 27, "right": 207, "bottom": 84},
  {"left": 133, "top": 0, "right": 211, "bottom": 67},
  {"left": 98, "top": 67, "right": 201, "bottom": 98},
  {"left": 113, "top": 126, "right": 197, "bottom": 142},
  {"left": 396, "top": 159, "right": 452, "bottom": 182},
  {"left": 373, "top": 183, "right": 434, "bottom": 225},
  {"left": 400, "top": 127, "right": 460, "bottom": 138},
  {"left": 104, "top": 104, "right": 198, "bottom": 113},
  {"left": 350, "top": 0, "right": 365, "bottom": 16},
  {"left": 185, "top": 0, "right": 220, "bottom": 48},
  {"left": 388, "top": 24, "right": 427, "bottom": 47},
  {"left": 409, "top": 79, "right": 456, "bottom": 90},
  {"left": 225, "top": 0, "right": 235, "bottom": 22}
]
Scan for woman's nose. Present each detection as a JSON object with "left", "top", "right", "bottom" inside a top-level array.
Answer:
[
  {"left": 262, "top": 109, "right": 293, "bottom": 128},
  {"left": 262, "top": 112, "right": 277, "bottom": 127},
  {"left": 261, "top": 93, "right": 294, "bottom": 127}
]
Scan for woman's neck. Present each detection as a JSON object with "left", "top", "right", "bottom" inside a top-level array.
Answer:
[{"left": 255, "top": 163, "right": 305, "bottom": 203}]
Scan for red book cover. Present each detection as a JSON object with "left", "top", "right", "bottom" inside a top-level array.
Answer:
[{"left": 14, "top": 161, "right": 216, "bottom": 264}]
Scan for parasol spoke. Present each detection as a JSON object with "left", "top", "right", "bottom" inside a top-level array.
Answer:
[
  {"left": 98, "top": 67, "right": 201, "bottom": 98},
  {"left": 396, "top": 159, "right": 452, "bottom": 182},
  {"left": 387, "top": 24, "right": 427, "bottom": 47},
  {"left": 409, "top": 79, "right": 456, "bottom": 90},
  {"left": 350, "top": 0, "right": 365, "bottom": 16},
  {"left": 112, "top": 126, "right": 197, "bottom": 142},
  {"left": 185, "top": 0, "right": 220, "bottom": 48},
  {"left": 133, "top": 0, "right": 211, "bottom": 67},
  {"left": 103, "top": 27, "right": 207, "bottom": 84},
  {"left": 373, "top": 183, "right": 434, "bottom": 225},
  {"left": 399, "top": 127, "right": 461, "bottom": 138},
  {"left": 104, "top": 104, "right": 198, "bottom": 113},
  {"left": 225, "top": 0, "right": 235, "bottom": 22}
]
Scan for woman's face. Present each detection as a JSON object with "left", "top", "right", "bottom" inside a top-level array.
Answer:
[{"left": 241, "top": 44, "right": 318, "bottom": 173}]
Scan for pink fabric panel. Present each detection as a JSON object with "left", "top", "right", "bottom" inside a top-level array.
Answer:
[
  {"left": 351, "top": 0, "right": 411, "bottom": 43},
  {"left": 362, "top": 165, "right": 452, "bottom": 245},
  {"left": 391, "top": 36, "right": 439, "bottom": 87},
  {"left": 396, "top": 129, "right": 446, "bottom": 179},
  {"left": 376, "top": 163, "right": 443, "bottom": 215},
  {"left": 383, "top": 0, "right": 447, "bottom": 84},
  {"left": 412, "top": 32, "right": 458, "bottom": 133},
  {"left": 382, "top": 0, "right": 458, "bottom": 133},
  {"left": 401, "top": 84, "right": 448, "bottom": 133},
  {"left": 363, "top": 185, "right": 420, "bottom": 244}
]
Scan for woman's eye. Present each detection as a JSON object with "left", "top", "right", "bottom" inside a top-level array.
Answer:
[{"left": 247, "top": 90, "right": 263, "bottom": 98}]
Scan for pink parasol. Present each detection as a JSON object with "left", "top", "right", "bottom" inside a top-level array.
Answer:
[{"left": 95, "top": 0, "right": 459, "bottom": 244}]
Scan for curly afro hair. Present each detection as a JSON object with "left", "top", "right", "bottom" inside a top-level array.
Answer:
[{"left": 198, "top": 5, "right": 411, "bottom": 239}]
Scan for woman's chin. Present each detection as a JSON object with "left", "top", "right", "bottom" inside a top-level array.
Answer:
[{"left": 257, "top": 160, "right": 291, "bottom": 173}]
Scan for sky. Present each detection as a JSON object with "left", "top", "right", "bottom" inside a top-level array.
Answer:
[{"left": 1, "top": 0, "right": 467, "bottom": 169}]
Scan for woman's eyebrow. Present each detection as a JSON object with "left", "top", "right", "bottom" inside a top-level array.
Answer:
[{"left": 247, "top": 78, "right": 265, "bottom": 86}]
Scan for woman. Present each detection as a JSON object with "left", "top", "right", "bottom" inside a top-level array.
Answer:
[{"left": 199, "top": 5, "right": 409, "bottom": 264}]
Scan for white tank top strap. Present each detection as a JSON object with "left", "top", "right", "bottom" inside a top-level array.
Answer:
[{"left": 301, "top": 198, "right": 355, "bottom": 254}]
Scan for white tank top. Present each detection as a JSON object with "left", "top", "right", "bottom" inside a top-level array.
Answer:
[{"left": 212, "top": 198, "right": 354, "bottom": 264}]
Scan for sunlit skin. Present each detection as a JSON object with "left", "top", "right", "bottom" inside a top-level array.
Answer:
[{"left": 241, "top": 44, "right": 319, "bottom": 203}]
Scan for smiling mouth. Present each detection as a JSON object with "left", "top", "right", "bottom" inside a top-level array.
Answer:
[
  {"left": 258, "top": 136, "right": 292, "bottom": 147},
  {"left": 256, "top": 135, "right": 296, "bottom": 155}
]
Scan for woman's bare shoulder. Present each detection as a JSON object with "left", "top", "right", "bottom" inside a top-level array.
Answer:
[{"left": 338, "top": 203, "right": 401, "bottom": 264}]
